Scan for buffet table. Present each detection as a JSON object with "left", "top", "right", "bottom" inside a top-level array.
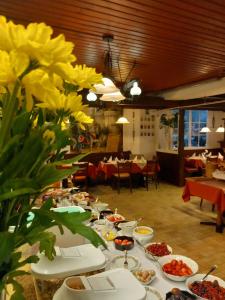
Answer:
[{"left": 182, "top": 177, "right": 225, "bottom": 232}]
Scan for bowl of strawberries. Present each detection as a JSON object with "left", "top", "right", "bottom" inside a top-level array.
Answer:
[
  {"left": 158, "top": 255, "right": 198, "bottom": 282},
  {"left": 114, "top": 236, "right": 134, "bottom": 251}
]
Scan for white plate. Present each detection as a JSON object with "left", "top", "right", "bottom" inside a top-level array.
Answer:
[
  {"left": 145, "top": 286, "right": 163, "bottom": 300},
  {"left": 110, "top": 255, "right": 140, "bottom": 271}
]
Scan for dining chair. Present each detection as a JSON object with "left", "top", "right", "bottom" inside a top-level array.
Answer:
[
  {"left": 142, "top": 160, "right": 159, "bottom": 191},
  {"left": 72, "top": 162, "right": 89, "bottom": 191},
  {"left": 112, "top": 161, "right": 133, "bottom": 194}
]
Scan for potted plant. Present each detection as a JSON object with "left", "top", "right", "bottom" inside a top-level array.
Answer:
[{"left": 0, "top": 16, "right": 105, "bottom": 299}]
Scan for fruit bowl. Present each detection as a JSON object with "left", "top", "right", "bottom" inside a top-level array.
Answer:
[
  {"left": 145, "top": 242, "right": 172, "bottom": 259},
  {"left": 106, "top": 214, "right": 125, "bottom": 223},
  {"left": 158, "top": 255, "right": 198, "bottom": 282},
  {"left": 186, "top": 274, "right": 225, "bottom": 300},
  {"left": 114, "top": 236, "right": 134, "bottom": 251},
  {"left": 133, "top": 226, "right": 154, "bottom": 245}
]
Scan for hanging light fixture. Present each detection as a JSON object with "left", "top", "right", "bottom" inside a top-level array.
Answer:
[
  {"left": 200, "top": 127, "right": 211, "bottom": 133},
  {"left": 86, "top": 90, "right": 97, "bottom": 102},
  {"left": 94, "top": 34, "right": 141, "bottom": 102},
  {"left": 116, "top": 116, "right": 130, "bottom": 124},
  {"left": 130, "top": 81, "right": 142, "bottom": 96},
  {"left": 100, "top": 91, "right": 125, "bottom": 102}
]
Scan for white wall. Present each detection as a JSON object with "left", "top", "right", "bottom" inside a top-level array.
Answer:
[
  {"left": 123, "top": 109, "right": 157, "bottom": 159},
  {"left": 207, "top": 111, "right": 224, "bottom": 148}
]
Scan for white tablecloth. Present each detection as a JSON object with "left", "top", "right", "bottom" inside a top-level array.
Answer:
[{"left": 104, "top": 241, "right": 187, "bottom": 297}]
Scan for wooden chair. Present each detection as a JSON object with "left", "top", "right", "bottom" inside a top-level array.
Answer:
[
  {"left": 112, "top": 161, "right": 133, "bottom": 194},
  {"left": 72, "top": 162, "right": 89, "bottom": 191},
  {"left": 143, "top": 160, "right": 159, "bottom": 191},
  {"left": 184, "top": 158, "right": 200, "bottom": 177}
]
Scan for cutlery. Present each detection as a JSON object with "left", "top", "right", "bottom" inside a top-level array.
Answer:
[{"left": 201, "top": 265, "right": 218, "bottom": 281}]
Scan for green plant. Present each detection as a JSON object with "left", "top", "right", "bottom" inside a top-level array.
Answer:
[
  {"left": 0, "top": 16, "right": 105, "bottom": 299},
  {"left": 160, "top": 112, "right": 178, "bottom": 128}
]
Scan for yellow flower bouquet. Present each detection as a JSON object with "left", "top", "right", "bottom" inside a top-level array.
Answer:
[{"left": 0, "top": 16, "right": 105, "bottom": 299}]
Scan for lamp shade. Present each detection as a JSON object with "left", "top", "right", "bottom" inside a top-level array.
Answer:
[
  {"left": 200, "top": 127, "right": 211, "bottom": 133},
  {"left": 216, "top": 126, "right": 225, "bottom": 132},
  {"left": 100, "top": 91, "right": 125, "bottom": 102},
  {"left": 94, "top": 77, "right": 120, "bottom": 94},
  {"left": 87, "top": 90, "right": 97, "bottom": 101},
  {"left": 116, "top": 116, "right": 130, "bottom": 124},
  {"left": 130, "top": 82, "right": 142, "bottom": 96}
]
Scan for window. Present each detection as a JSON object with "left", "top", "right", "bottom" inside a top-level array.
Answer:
[
  {"left": 172, "top": 110, "right": 208, "bottom": 148},
  {"left": 185, "top": 110, "right": 207, "bottom": 147}
]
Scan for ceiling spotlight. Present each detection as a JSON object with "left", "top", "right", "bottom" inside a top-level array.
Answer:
[
  {"left": 87, "top": 90, "right": 97, "bottom": 101},
  {"left": 130, "top": 82, "right": 142, "bottom": 96}
]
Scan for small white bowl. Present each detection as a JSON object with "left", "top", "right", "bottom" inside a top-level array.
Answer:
[
  {"left": 133, "top": 226, "right": 154, "bottom": 245},
  {"left": 93, "top": 202, "right": 109, "bottom": 211},
  {"left": 144, "top": 242, "right": 172, "bottom": 260},
  {"left": 132, "top": 269, "right": 156, "bottom": 285},
  {"left": 186, "top": 273, "right": 225, "bottom": 300},
  {"left": 158, "top": 255, "right": 198, "bottom": 282},
  {"left": 118, "top": 221, "right": 137, "bottom": 236}
]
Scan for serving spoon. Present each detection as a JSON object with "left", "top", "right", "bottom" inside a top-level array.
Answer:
[{"left": 201, "top": 265, "right": 218, "bottom": 281}]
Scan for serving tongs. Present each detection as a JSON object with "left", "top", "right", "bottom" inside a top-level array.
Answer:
[{"left": 135, "top": 239, "right": 161, "bottom": 269}]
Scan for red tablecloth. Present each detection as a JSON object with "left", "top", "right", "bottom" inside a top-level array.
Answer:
[
  {"left": 182, "top": 178, "right": 225, "bottom": 213},
  {"left": 98, "top": 161, "right": 160, "bottom": 180},
  {"left": 58, "top": 163, "right": 97, "bottom": 180}
]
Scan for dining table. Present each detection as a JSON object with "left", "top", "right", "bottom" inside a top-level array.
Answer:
[
  {"left": 98, "top": 160, "right": 160, "bottom": 180},
  {"left": 182, "top": 177, "right": 225, "bottom": 233}
]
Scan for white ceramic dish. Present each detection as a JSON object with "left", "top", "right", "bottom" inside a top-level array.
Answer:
[
  {"left": 53, "top": 268, "right": 146, "bottom": 300},
  {"left": 186, "top": 273, "right": 225, "bottom": 300},
  {"left": 158, "top": 255, "right": 198, "bottom": 282},
  {"left": 145, "top": 286, "right": 163, "bottom": 300},
  {"left": 133, "top": 226, "right": 154, "bottom": 245},
  {"left": 110, "top": 255, "right": 140, "bottom": 271},
  {"left": 92, "top": 202, "right": 109, "bottom": 211},
  {"left": 132, "top": 269, "right": 156, "bottom": 285},
  {"left": 144, "top": 242, "right": 172, "bottom": 260},
  {"left": 118, "top": 220, "right": 137, "bottom": 236}
]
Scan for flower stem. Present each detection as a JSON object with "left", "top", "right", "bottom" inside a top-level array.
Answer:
[{"left": 0, "top": 81, "right": 20, "bottom": 151}]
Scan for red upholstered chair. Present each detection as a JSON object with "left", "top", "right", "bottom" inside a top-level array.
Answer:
[
  {"left": 143, "top": 160, "right": 159, "bottom": 191},
  {"left": 72, "top": 162, "right": 89, "bottom": 191},
  {"left": 112, "top": 161, "right": 133, "bottom": 194}
]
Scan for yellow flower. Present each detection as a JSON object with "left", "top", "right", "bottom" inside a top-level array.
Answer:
[
  {"left": 72, "top": 65, "right": 102, "bottom": 90},
  {"left": 0, "top": 49, "right": 29, "bottom": 87},
  {"left": 22, "top": 69, "right": 59, "bottom": 111},
  {"left": 43, "top": 129, "right": 55, "bottom": 143},
  {"left": 73, "top": 111, "right": 93, "bottom": 130},
  {"left": 36, "top": 92, "right": 83, "bottom": 115}
]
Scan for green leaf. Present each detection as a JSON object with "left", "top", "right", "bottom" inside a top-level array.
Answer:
[
  {"left": 0, "top": 135, "right": 21, "bottom": 169},
  {"left": 0, "top": 232, "right": 15, "bottom": 266},
  {"left": 51, "top": 152, "right": 90, "bottom": 166},
  {"left": 12, "top": 112, "right": 31, "bottom": 136},
  {"left": 0, "top": 187, "right": 38, "bottom": 202},
  {"left": 36, "top": 165, "right": 77, "bottom": 187},
  {"left": 8, "top": 279, "right": 25, "bottom": 300}
]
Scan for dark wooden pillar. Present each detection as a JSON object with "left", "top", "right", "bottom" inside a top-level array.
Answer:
[{"left": 178, "top": 109, "right": 185, "bottom": 186}]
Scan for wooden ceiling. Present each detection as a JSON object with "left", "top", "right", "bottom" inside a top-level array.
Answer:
[{"left": 1, "top": 0, "right": 225, "bottom": 95}]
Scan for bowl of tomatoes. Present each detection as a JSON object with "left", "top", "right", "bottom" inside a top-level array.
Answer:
[
  {"left": 186, "top": 274, "right": 225, "bottom": 300},
  {"left": 158, "top": 255, "right": 198, "bottom": 282},
  {"left": 145, "top": 242, "right": 172, "bottom": 259},
  {"left": 114, "top": 236, "right": 134, "bottom": 251},
  {"left": 106, "top": 214, "right": 125, "bottom": 224}
]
